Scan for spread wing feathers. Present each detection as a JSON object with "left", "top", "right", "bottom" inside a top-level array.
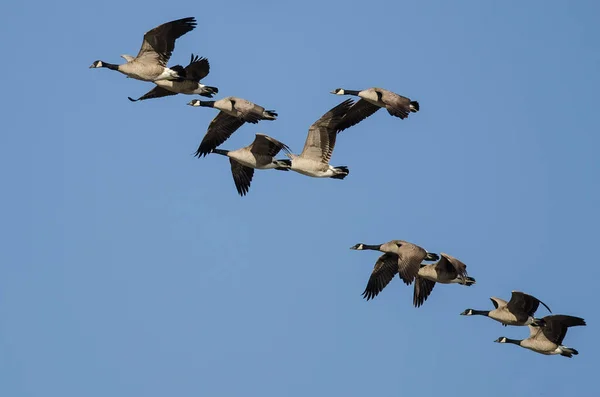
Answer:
[
  {"left": 234, "top": 100, "right": 266, "bottom": 124},
  {"left": 229, "top": 159, "right": 255, "bottom": 196},
  {"left": 413, "top": 276, "right": 436, "bottom": 308},
  {"left": 435, "top": 253, "right": 468, "bottom": 281},
  {"left": 384, "top": 92, "right": 412, "bottom": 119},
  {"left": 195, "top": 112, "right": 246, "bottom": 157},
  {"left": 336, "top": 99, "right": 381, "bottom": 133},
  {"left": 507, "top": 292, "right": 552, "bottom": 317},
  {"left": 396, "top": 243, "right": 428, "bottom": 285},
  {"left": 184, "top": 54, "right": 210, "bottom": 81},
  {"left": 249, "top": 134, "right": 291, "bottom": 157},
  {"left": 300, "top": 98, "right": 354, "bottom": 162},
  {"left": 127, "top": 86, "right": 178, "bottom": 102},
  {"left": 362, "top": 253, "right": 399, "bottom": 301},
  {"left": 490, "top": 297, "right": 508, "bottom": 309},
  {"left": 538, "top": 315, "right": 586, "bottom": 345},
  {"left": 136, "top": 17, "right": 197, "bottom": 66},
  {"left": 385, "top": 104, "right": 410, "bottom": 119}
]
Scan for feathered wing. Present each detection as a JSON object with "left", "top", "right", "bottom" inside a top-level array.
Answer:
[
  {"left": 384, "top": 92, "right": 412, "bottom": 119},
  {"left": 299, "top": 99, "right": 354, "bottom": 163},
  {"left": 395, "top": 242, "right": 428, "bottom": 285},
  {"left": 195, "top": 112, "right": 246, "bottom": 157},
  {"left": 539, "top": 315, "right": 586, "bottom": 345},
  {"left": 436, "top": 253, "right": 468, "bottom": 281},
  {"left": 128, "top": 86, "right": 178, "bottom": 102},
  {"left": 336, "top": 99, "right": 381, "bottom": 133},
  {"left": 184, "top": 54, "right": 210, "bottom": 81},
  {"left": 249, "top": 134, "right": 291, "bottom": 157},
  {"left": 229, "top": 159, "right": 255, "bottom": 196},
  {"left": 413, "top": 276, "right": 436, "bottom": 308},
  {"left": 135, "top": 17, "right": 197, "bottom": 66},
  {"left": 362, "top": 253, "right": 399, "bottom": 301},
  {"left": 507, "top": 291, "right": 552, "bottom": 318},
  {"left": 233, "top": 99, "right": 267, "bottom": 124}
]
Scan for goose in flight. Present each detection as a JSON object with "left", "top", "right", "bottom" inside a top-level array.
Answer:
[
  {"left": 495, "top": 315, "right": 586, "bottom": 358},
  {"left": 211, "top": 134, "right": 292, "bottom": 196},
  {"left": 90, "top": 17, "right": 197, "bottom": 82},
  {"left": 350, "top": 240, "right": 439, "bottom": 301},
  {"left": 189, "top": 97, "right": 277, "bottom": 157},
  {"left": 330, "top": 87, "right": 419, "bottom": 132},
  {"left": 461, "top": 291, "right": 552, "bottom": 326},
  {"left": 281, "top": 99, "right": 354, "bottom": 179},
  {"left": 413, "top": 253, "right": 476, "bottom": 308},
  {"left": 128, "top": 54, "right": 218, "bottom": 101}
]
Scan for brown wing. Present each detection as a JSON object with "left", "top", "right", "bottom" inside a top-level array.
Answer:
[
  {"left": 229, "top": 159, "right": 254, "bottom": 196},
  {"left": 435, "top": 253, "right": 468, "bottom": 281},
  {"left": 299, "top": 99, "right": 354, "bottom": 163},
  {"left": 362, "top": 253, "right": 398, "bottom": 301},
  {"left": 233, "top": 99, "right": 266, "bottom": 124},
  {"left": 413, "top": 276, "right": 436, "bottom": 308},
  {"left": 184, "top": 54, "right": 210, "bottom": 81},
  {"left": 384, "top": 92, "right": 412, "bottom": 119},
  {"left": 127, "top": 86, "right": 178, "bottom": 102},
  {"left": 336, "top": 99, "right": 381, "bottom": 133},
  {"left": 539, "top": 315, "right": 586, "bottom": 345},
  {"left": 135, "top": 17, "right": 197, "bottom": 66},
  {"left": 395, "top": 242, "right": 428, "bottom": 285},
  {"left": 249, "top": 134, "right": 291, "bottom": 157},
  {"left": 507, "top": 291, "right": 552, "bottom": 318},
  {"left": 195, "top": 112, "right": 246, "bottom": 157}
]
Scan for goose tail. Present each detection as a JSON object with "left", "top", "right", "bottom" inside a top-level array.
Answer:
[
  {"left": 560, "top": 346, "right": 579, "bottom": 358},
  {"left": 274, "top": 159, "right": 291, "bottom": 170},
  {"left": 409, "top": 101, "right": 420, "bottom": 112},
  {"left": 263, "top": 110, "right": 278, "bottom": 120},
  {"left": 330, "top": 166, "right": 349, "bottom": 180}
]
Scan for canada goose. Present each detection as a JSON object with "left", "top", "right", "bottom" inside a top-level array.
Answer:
[
  {"left": 413, "top": 253, "right": 476, "bottom": 308},
  {"left": 211, "top": 133, "right": 292, "bottom": 196},
  {"left": 188, "top": 97, "right": 278, "bottom": 157},
  {"left": 281, "top": 99, "right": 354, "bottom": 179},
  {"left": 350, "top": 240, "right": 440, "bottom": 301},
  {"left": 495, "top": 315, "right": 586, "bottom": 357},
  {"left": 330, "top": 87, "right": 419, "bottom": 132},
  {"left": 89, "top": 17, "right": 197, "bottom": 82},
  {"left": 128, "top": 54, "right": 218, "bottom": 101},
  {"left": 460, "top": 291, "right": 552, "bottom": 326}
]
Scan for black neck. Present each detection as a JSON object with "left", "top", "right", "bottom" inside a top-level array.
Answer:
[
  {"left": 504, "top": 338, "right": 521, "bottom": 346},
  {"left": 344, "top": 90, "right": 361, "bottom": 96},
  {"left": 472, "top": 310, "right": 490, "bottom": 316},
  {"left": 102, "top": 62, "right": 119, "bottom": 70},
  {"left": 198, "top": 100, "right": 215, "bottom": 107},
  {"left": 212, "top": 149, "right": 229, "bottom": 156},
  {"left": 362, "top": 244, "right": 382, "bottom": 250}
]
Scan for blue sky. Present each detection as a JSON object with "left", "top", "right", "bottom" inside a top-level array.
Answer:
[{"left": 1, "top": 0, "right": 599, "bottom": 396}]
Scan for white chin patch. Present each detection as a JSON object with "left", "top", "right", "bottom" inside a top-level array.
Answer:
[
  {"left": 97, "top": 61, "right": 103, "bottom": 67},
  {"left": 337, "top": 90, "right": 344, "bottom": 95}
]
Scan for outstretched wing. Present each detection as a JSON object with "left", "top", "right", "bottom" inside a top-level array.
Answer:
[
  {"left": 195, "top": 112, "right": 246, "bottom": 157},
  {"left": 229, "top": 159, "right": 255, "bottom": 197},
  {"left": 336, "top": 99, "right": 381, "bottom": 133},
  {"left": 249, "top": 134, "right": 291, "bottom": 157},
  {"left": 413, "top": 276, "right": 436, "bottom": 308},
  {"left": 362, "top": 253, "right": 399, "bottom": 301},
  {"left": 300, "top": 99, "right": 354, "bottom": 163},
  {"left": 135, "top": 17, "right": 197, "bottom": 66},
  {"left": 128, "top": 86, "right": 178, "bottom": 102},
  {"left": 184, "top": 54, "right": 210, "bottom": 81}
]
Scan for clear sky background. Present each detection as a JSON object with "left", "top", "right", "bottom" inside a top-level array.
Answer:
[{"left": 1, "top": 1, "right": 599, "bottom": 396}]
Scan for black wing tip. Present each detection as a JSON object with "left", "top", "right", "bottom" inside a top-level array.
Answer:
[{"left": 127, "top": 96, "right": 139, "bottom": 102}]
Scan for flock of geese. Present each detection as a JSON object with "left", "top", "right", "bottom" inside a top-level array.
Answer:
[{"left": 90, "top": 17, "right": 586, "bottom": 358}]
